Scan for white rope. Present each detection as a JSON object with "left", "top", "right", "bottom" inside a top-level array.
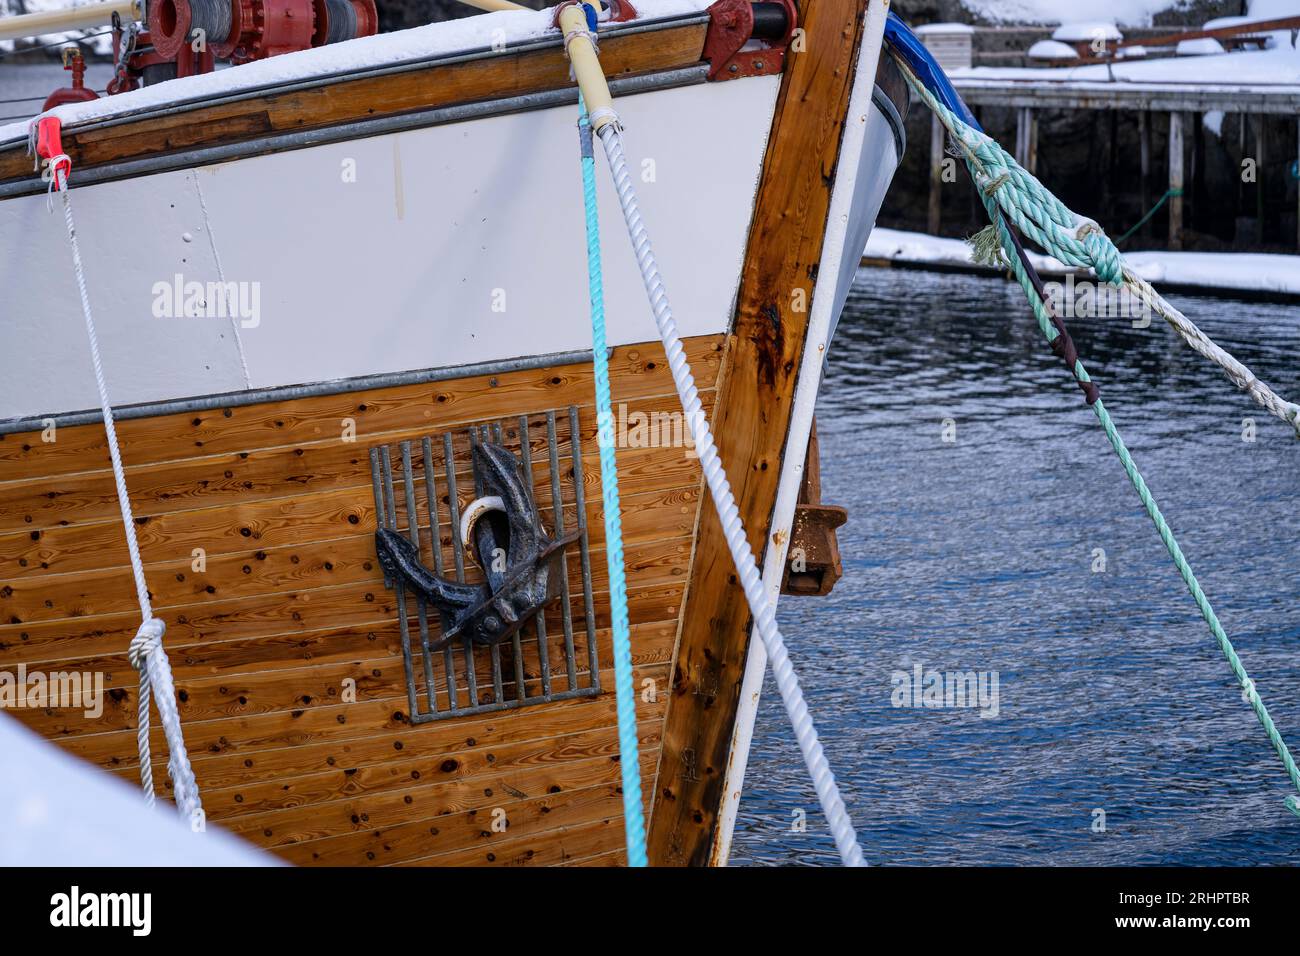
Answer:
[
  {"left": 597, "top": 123, "right": 865, "bottom": 867},
  {"left": 54, "top": 164, "right": 204, "bottom": 824},
  {"left": 1122, "top": 267, "right": 1300, "bottom": 435}
]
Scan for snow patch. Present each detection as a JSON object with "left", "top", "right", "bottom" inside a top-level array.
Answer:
[
  {"left": 959, "top": 0, "right": 1172, "bottom": 27},
  {"left": 1176, "top": 37, "right": 1226, "bottom": 55},
  {"left": 864, "top": 228, "right": 1300, "bottom": 296},
  {"left": 1052, "top": 21, "right": 1123, "bottom": 43},
  {"left": 1027, "top": 39, "right": 1079, "bottom": 61}
]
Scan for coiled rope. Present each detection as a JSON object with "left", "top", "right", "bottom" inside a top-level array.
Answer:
[
  {"left": 33, "top": 120, "right": 204, "bottom": 826},
  {"left": 900, "top": 61, "right": 1300, "bottom": 438},
  {"left": 891, "top": 55, "right": 1300, "bottom": 819},
  {"left": 576, "top": 95, "right": 646, "bottom": 866},
  {"left": 596, "top": 119, "right": 866, "bottom": 865}
]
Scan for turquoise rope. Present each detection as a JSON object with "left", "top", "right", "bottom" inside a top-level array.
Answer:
[
  {"left": 577, "top": 95, "right": 648, "bottom": 864},
  {"left": 1116, "top": 187, "right": 1183, "bottom": 246},
  {"left": 965, "top": 145, "right": 1300, "bottom": 822},
  {"left": 895, "top": 53, "right": 1300, "bottom": 817}
]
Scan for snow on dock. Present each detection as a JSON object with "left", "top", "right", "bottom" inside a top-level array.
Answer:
[{"left": 863, "top": 228, "right": 1300, "bottom": 299}]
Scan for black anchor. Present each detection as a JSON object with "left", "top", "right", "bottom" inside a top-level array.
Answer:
[{"left": 374, "top": 441, "right": 578, "bottom": 649}]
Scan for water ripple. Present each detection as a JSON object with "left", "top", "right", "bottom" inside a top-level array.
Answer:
[{"left": 732, "top": 268, "right": 1300, "bottom": 867}]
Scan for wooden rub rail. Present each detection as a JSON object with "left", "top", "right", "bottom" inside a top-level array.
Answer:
[{"left": 0, "top": 18, "right": 710, "bottom": 186}]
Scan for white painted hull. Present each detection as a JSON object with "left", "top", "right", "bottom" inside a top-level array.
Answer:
[{"left": 0, "top": 76, "right": 779, "bottom": 421}]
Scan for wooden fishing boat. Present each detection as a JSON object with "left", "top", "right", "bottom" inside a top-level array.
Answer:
[{"left": 0, "top": 0, "right": 904, "bottom": 865}]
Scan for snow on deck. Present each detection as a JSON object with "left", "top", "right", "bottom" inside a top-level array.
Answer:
[
  {"left": 0, "top": 0, "right": 709, "bottom": 145},
  {"left": 864, "top": 228, "right": 1300, "bottom": 297}
]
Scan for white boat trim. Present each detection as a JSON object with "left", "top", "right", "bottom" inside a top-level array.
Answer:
[{"left": 711, "top": 0, "right": 892, "bottom": 866}]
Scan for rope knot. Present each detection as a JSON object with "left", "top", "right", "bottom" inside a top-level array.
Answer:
[
  {"left": 1074, "top": 217, "right": 1123, "bottom": 286},
  {"left": 129, "top": 617, "right": 166, "bottom": 671}
]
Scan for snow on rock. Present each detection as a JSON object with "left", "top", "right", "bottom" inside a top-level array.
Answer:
[
  {"left": 1027, "top": 39, "right": 1079, "bottom": 61},
  {"left": 0, "top": 0, "right": 710, "bottom": 145},
  {"left": 864, "top": 228, "right": 1300, "bottom": 297}
]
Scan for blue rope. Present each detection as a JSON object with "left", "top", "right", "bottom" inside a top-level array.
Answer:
[{"left": 577, "top": 94, "right": 647, "bottom": 866}]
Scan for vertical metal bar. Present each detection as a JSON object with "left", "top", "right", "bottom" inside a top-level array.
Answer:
[
  {"left": 520, "top": 414, "right": 551, "bottom": 698},
  {"left": 499, "top": 417, "right": 529, "bottom": 702},
  {"left": 547, "top": 410, "right": 578, "bottom": 692},
  {"left": 402, "top": 441, "right": 438, "bottom": 714},
  {"left": 569, "top": 405, "right": 600, "bottom": 692},
  {"left": 444, "top": 431, "right": 478, "bottom": 706},
  {"left": 424, "top": 436, "right": 458, "bottom": 711},
  {"left": 369, "top": 447, "right": 390, "bottom": 588},
  {"left": 468, "top": 427, "right": 504, "bottom": 705},
  {"left": 380, "top": 447, "right": 421, "bottom": 718}
]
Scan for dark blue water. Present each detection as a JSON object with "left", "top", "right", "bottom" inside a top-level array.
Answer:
[{"left": 733, "top": 267, "right": 1300, "bottom": 866}]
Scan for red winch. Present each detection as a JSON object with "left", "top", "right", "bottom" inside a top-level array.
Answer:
[
  {"left": 52, "top": 0, "right": 377, "bottom": 98},
  {"left": 148, "top": 0, "right": 377, "bottom": 66}
]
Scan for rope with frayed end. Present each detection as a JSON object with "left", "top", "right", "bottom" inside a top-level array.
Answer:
[{"left": 901, "top": 62, "right": 1299, "bottom": 437}]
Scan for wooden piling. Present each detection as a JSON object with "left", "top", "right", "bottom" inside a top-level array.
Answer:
[
  {"left": 1168, "top": 111, "right": 1184, "bottom": 250},
  {"left": 1255, "top": 115, "right": 1265, "bottom": 239},
  {"left": 1139, "top": 110, "right": 1151, "bottom": 240},
  {"left": 1027, "top": 110, "right": 1038, "bottom": 175}
]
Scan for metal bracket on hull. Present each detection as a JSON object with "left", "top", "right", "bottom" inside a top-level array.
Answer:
[
  {"left": 780, "top": 420, "right": 847, "bottom": 597},
  {"left": 702, "top": 0, "right": 797, "bottom": 81},
  {"left": 368, "top": 408, "right": 601, "bottom": 724}
]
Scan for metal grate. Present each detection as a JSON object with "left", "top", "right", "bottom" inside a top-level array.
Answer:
[{"left": 369, "top": 407, "right": 601, "bottom": 723}]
